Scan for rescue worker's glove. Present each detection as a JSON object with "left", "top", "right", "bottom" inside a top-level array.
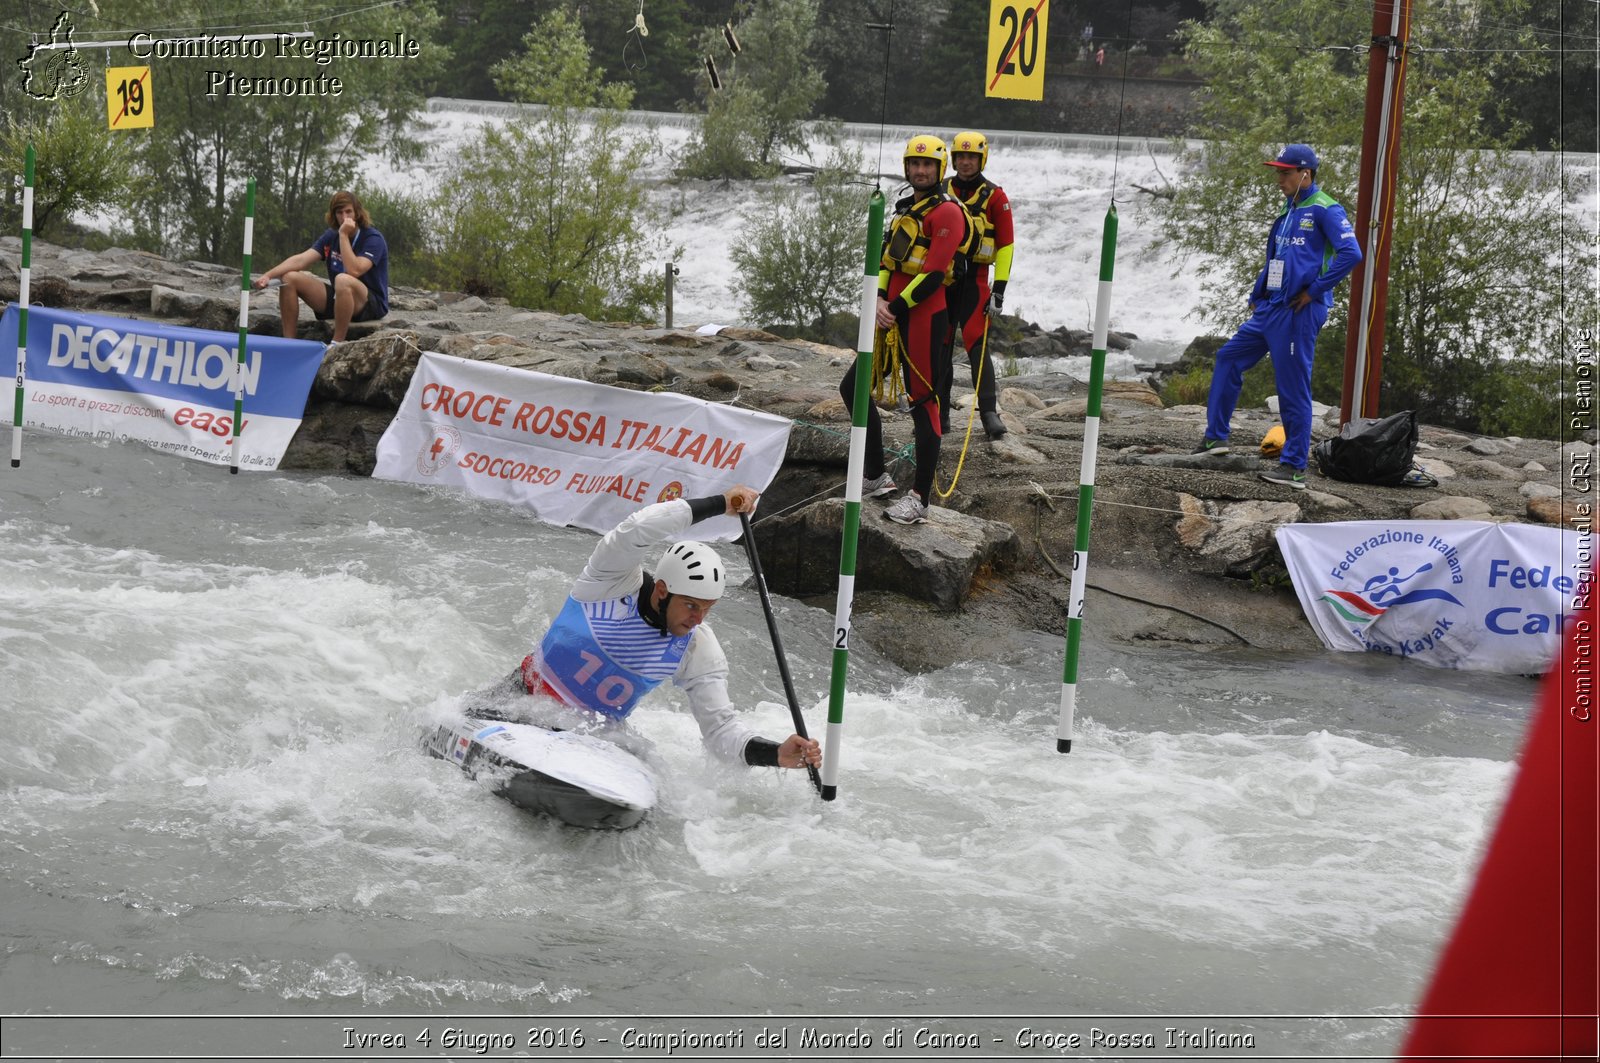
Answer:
[{"left": 987, "top": 280, "right": 1007, "bottom": 316}]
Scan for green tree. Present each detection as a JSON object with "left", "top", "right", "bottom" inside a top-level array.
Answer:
[
  {"left": 920, "top": 0, "right": 1073, "bottom": 130},
  {"left": 426, "top": 8, "right": 667, "bottom": 320},
  {"left": 812, "top": 0, "right": 945, "bottom": 125},
  {"left": 729, "top": 140, "right": 870, "bottom": 336},
  {"left": 430, "top": 0, "right": 557, "bottom": 103},
  {"left": 1486, "top": 0, "right": 1597, "bottom": 151},
  {"left": 0, "top": 95, "right": 142, "bottom": 239},
  {"left": 1157, "top": 0, "right": 1596, "bottom": 437},
  {"left": 679, "top": 0, "right": 827, "bottom": 178},
  {"left": 426, "top": 0, "right": 728, "bottom": 112},
  {"left": 88, "top": 0, "right": 449, "bottom": 264},
  {"left": 575, "top": 0, "right": 728, "bottom": 113}
]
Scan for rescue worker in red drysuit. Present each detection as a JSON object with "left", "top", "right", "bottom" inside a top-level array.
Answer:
[
  {"left": 840, "top": 134, "right": 966, "bottom": 525},
  {"left": 940, "top": 130, "right": 1015, "bottom": 440}
]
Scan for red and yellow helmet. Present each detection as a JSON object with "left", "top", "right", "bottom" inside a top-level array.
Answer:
[
  {"left": 903, "top": 134, "right": 948, "bottom": 182},
  {"left": 949, "top": 130, "right": 989, "bottom": 170}
]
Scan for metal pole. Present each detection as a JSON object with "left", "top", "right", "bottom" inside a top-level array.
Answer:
[
  {"left": 1342, "top": 0, "right": 1410, "bottom": 423},
  {"left": 1057, "top": 202, "right": 1118, "bottom": 753},
  {"left": 231, "top": 177, "right": 255, "bottom": 474},
  {"left": 664, "top": 261, "right": 679, "bottom": 328},
  {"left": 820, "top": 190, "right": 885, "bottom": 802},
  {"left": 10, "top": 145, "right": 34, "bottom": 468}
]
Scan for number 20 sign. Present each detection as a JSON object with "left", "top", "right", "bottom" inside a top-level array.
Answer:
[
  {"left": 986, "top": 0, "right": 1049, "bottom": 101},
  {"left": 106, "top": 66, "right": 154, "bottom": 130}
]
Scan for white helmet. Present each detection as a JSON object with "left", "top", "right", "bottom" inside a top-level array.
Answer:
[{"left": 655, "top": 541, "right": 726, "bottom": 600}]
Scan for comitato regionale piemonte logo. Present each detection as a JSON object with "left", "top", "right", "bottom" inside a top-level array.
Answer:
[{"left": 18, "top": 11, "right": 89, "bottom": 101}]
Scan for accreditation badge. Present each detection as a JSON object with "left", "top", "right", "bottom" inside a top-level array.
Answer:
[{"left": 1266, "top": 258, "right": 1285, "bottom": 291}]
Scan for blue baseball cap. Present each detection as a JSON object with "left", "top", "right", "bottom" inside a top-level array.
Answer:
[{"left": 1265, "top": 143, "right": 1319, "bottom": 170}]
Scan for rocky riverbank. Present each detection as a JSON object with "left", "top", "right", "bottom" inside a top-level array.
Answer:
[{"left": 4, "top": 237, "right": 1591, "bottom": 670}]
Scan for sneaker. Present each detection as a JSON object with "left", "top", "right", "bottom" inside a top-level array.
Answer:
[
  {"left": 862, "top": 472, "right": 897, "bottom": 499},
  {"left": 883, "top": 492, "right": 930, "bottom": 524},
  {"left": 980, "top": 410, "right": 1007, "bottom": 440},
  {"left": 1259, "top": 464, "right": 1307, "bottom": 490},
  {"left": 1192, "top": 437, "right": 1229, "bottom": 455}
]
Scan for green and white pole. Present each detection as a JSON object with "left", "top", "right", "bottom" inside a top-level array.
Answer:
[
  {"left": 821, "top": 190, "right": 885, "bottom": 802},
  {"left": 1057, "top": 203, "right": 1118, "bottom": 754},
  {"left": 11, "top": 145, "right": 35, "bottom": 468},
  {"left": 231, "top": 177, "right": 255, "bottom": 474}
]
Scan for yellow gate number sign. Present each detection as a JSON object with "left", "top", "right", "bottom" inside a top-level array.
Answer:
[
  {"left": 986, "top": 0, "right": 1049, "bottom": 101},
  {"left": 106, "top": 66, "right": 154, "bottom": 129}
]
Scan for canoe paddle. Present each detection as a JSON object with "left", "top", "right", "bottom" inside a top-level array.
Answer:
[{"left": 738, "top": 512, "right": 822, "bottom": 794}]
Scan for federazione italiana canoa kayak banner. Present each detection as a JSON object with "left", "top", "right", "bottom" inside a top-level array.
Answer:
[
  {"left": 1275, "top": 520, "right": 1587, "bottom": 672},
  {"left": 1, "top": 304, "right": 326, "bottom": 470},
  {"left": 372, "top": 352, "right": 793, "bottom": 540}
]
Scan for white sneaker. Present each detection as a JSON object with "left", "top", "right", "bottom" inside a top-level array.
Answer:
[
  {"left": 862, "top": 472, "right": 897, "bottom": 499},
  {"left": 884, "top": 492, "right": 929, "bottom": 525}
]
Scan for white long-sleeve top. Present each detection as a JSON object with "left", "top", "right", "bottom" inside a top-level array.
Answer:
[{"left": 544, "top": 498, "right": 764, "bottom": 763}]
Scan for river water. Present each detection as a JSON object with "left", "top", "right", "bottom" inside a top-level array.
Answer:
[{"left": 0, "top": 433, "right": 1538, "bottom": 1060}]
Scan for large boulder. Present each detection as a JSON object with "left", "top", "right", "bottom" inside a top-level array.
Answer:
[{"left": 753, "top": 497, "right": 1022, "bottom": 611}]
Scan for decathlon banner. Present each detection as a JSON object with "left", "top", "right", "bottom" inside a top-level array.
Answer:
[
  {"left": 372, "top": 352, "right": 792, "bottom": 540},
  {"left": 0, "top": 304, "right": 325, "bottom": 470},
  {"left": 1276, "top": 520, "right": 1587, "bottom": 672}
]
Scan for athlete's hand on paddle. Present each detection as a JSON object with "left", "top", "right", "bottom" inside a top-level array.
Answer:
[
  {"left": 723, "top": 485, "right": 759, "bottom": 516},
  {"left": 777, "top": 734, "right": 822, "bottom": 771}
]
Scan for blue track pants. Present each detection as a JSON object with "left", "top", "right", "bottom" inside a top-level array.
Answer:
[{"left": 1205, "top": 301, "right": 1328, "bottom": 470}]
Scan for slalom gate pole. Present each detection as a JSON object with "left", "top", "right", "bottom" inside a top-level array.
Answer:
[
  {"left": 821, "top": 190, "right": 885, "bottom": 802},
  {"left": 1057, "top": 203, "right": 1118, "bottom": 754},
  {"left": 11, "top": 145, "right": 34, "bottom": 468},
  {"left": 231, "top": 177, "right": 255, "bottom": 475},
  {"left": 738, "top": 512, "right": 822, "bottom": 794}
]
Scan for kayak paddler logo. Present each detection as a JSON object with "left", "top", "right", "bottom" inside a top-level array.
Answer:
[
  {"left": 416, "top": 426, "right": 461, "bottom": 477},
  {"left": 657, "top": 481, "right": 684, "bottom": 503},
  {"left": 1319, "top": 559, "right": 1463, "bottom": 627}
]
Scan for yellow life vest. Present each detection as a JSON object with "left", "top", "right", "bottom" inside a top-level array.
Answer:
[
  {"left": 950, "top": 181, "right": 998, "bottom": 266},
  {"left": 881, "top": 193, "right": 970, "bottom": 285}
]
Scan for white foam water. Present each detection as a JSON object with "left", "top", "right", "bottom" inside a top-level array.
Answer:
[{"left": 0, "top": 433, "right": 1535, "bottom": 1057}]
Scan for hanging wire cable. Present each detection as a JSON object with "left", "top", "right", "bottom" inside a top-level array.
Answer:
[
  {"left": 22, "top": 0, "right": 415, "bottom": 40},
  {"left": 868, "top": 0, "right": 896, "bottom": 192},
  {"left": 1108, "top": 0, "right": 1139, "bottom": 202}
]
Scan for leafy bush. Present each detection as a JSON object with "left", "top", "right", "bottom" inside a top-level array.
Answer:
[
  {"left": 677, "top": 0, "right": 825, "bottom": 180},
  {"left": 0, "top": 97, "right": 141, "bottom": 238},
  {"left": 730, "top": 142, "right": 871, "bottom": 337},
  {"left": 425, "top": 9, "right": 669, "bottom": 321},
  {"left": 1159, "top": 356, "right": 1278, "bottom": 411},
  {"left": 354, "top": 185, "right": 431, "bottom": 289}
]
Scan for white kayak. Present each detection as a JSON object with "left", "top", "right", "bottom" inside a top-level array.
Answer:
[{"left": 423, "top": 716, "right": 659, "bottom": 830}]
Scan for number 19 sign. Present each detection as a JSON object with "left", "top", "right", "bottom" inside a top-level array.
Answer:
[
  {"left": 986, "top": 0, "right": 1049, "bottom": 101},
  {"left": 106, "top": 66, "right": 154, "bottom": 129}
]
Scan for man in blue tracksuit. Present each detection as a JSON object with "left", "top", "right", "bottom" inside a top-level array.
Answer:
[{"left": 1195, "top": 143, "right": 1363, "bottom": 489}]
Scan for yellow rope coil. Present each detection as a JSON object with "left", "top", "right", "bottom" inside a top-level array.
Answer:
[
  {"left": 871, "top": 325, "right": 905, "bottom": 406},
  {"left": 933, "top": 313, "right": 992, "bottom": 500}
]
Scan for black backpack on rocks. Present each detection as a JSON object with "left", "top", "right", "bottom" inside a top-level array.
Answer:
[{"left": 1313, "top": 410, "right": 1434, "bottom": 487}]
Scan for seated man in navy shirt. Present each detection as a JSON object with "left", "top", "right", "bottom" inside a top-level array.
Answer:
[{"left": 255, "top": 190, "right": 389, "bottom": 343}]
